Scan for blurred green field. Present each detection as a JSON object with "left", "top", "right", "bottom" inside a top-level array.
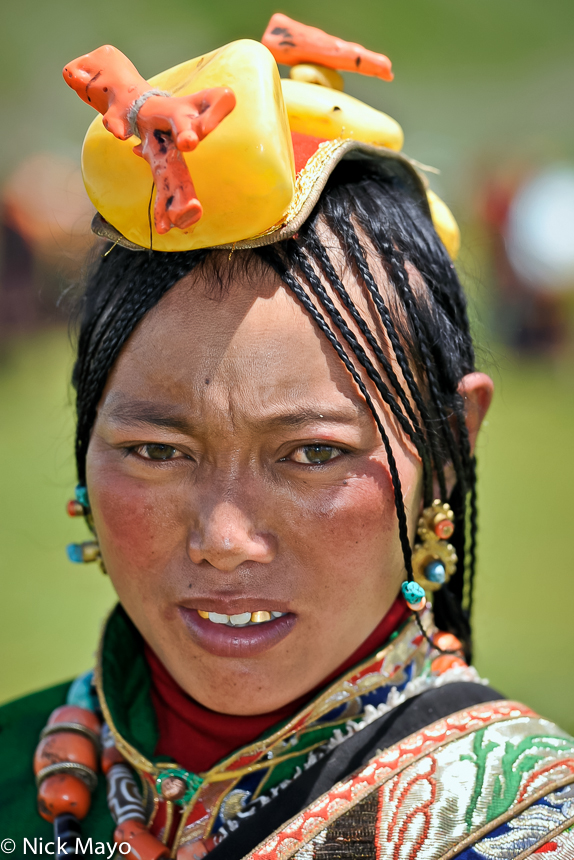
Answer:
[{"left": 1, "top": 328, "right": 572, "bottom": 731}]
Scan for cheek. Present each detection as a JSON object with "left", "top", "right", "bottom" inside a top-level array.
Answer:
[
  {"left": 287, "top": 458, "right": 400, "bottom": 577},
  {"left": 87, "top": 466, "right": 183, "bottom": 575}
]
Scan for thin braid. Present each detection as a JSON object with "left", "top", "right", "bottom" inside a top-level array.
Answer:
[
  {"left": 74, "top": 249, "right": 206, "bottom": 480},
  {"left": 376, "top": 240, "right": 466, "bottom": 487},
  {"left": 304, "top": 228, "right": 423, "bottom": 433},
  {"left": 306, "top": 171, "right": 478, "bottom": 647},
  {"left": 466, "top": 464, "right": 479, "bottom": 615},
  {"left": 286, "top": 243, "right": 428, "bottom": 464},
  {"left": 320, "top": 219, "right": 447, "bottom": 502},
  {"left": 302, "top": 230, "right": 434, "bottom": 504},
  {"left": 259, "top": 244, "right": 414, "bottom": 578},
  {"left": 395, "top": 225, "right": 472, "bottom": 349},
  {"left": 269, "top": 243, "right": 466, "bottom": 655}
]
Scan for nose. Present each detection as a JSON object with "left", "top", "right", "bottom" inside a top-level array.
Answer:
[{"left": 187, "top": 500, "right": 276, "bottom": 571}]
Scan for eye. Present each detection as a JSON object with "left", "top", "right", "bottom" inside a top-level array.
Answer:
[
  {"left": 288, "top": 444, "right": 344, "bottom": 465},
  {"left": 134, "top": 444, "right": 184, "bottom": 461}
]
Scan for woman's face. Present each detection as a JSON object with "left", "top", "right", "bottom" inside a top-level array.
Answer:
[{"left": 86, "top": 262, "right": 425, "bottom": 715}]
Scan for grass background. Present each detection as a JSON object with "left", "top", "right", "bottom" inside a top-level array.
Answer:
[{"left": 1, "top": 328, "right": 573, "bottom": 732}]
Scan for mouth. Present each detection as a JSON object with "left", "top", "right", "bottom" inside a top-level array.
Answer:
[
  {"left": 178, "top": 605, "right": 297, "bottom": 658},
  {"left": 197, "top": 609, "right": 286, "bottom": 627}
]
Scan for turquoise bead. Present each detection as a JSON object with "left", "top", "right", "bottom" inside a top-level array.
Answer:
[
  {"left": 401, "top": 581, "right": 425, "bottom": 604},
  {"left": 66, "top": 670, "right": 98, "bottom": 711},
  {"left": 425, "top": 560, "right": 446, "bottom": 584},
  {"left": 75, "top": 484, "right": 89, "bottom": 508},
  {"left": 66, "top": 543, "right": 84, "bottom": 563}
]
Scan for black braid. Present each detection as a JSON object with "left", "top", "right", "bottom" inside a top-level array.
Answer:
[
  {"left": 308, "top": 218, "right": 445, "bottom": 503},
  {"left": 375, "top": 221, "right": 473, "bottom": 645},
  {"left": 263, "top": 242, "right": 458, "bottom": 656},
  {"left": 305, "top": 227, "right": 424, "bottom": 437},
  {"left": 302, "top": 226, "right": 434, "bottom": 502},
  {"left": 286, "top": 241, "right": 428, "bottom": 468},
  {"left": 316, "top": 168, "right": 477, "bottom": 647},
  {"left": 258, "top": 243, "right": 415, "bottom": 578},
  {"left": 72, "top": 248, "right": 207, "bottom": 483}
]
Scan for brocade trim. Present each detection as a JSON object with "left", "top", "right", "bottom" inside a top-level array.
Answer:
[{"left": 244, "top": 702, "right": 574, "bottom": 860}]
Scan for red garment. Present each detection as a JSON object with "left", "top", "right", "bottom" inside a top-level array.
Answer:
[{"left": 146, "top": 596, "right": 410, "bottom": 773}]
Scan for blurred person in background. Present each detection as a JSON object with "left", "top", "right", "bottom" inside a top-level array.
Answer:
[
  {"left": 478, "top": 164, "right": 574, "bottom": 355},
  {"left": 1, "top": 14, "right": 574, "bottom": 860},
  {"left": 0, "top": 154, "right": 95, "bottom": 336}
]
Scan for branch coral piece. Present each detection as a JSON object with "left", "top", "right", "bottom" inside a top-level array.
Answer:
[
  {"left": 63, "top": 45, "right": 236, "bottom": 234},
  {"left": 262, "top": 13, "right": 393, "bottom": 81}
]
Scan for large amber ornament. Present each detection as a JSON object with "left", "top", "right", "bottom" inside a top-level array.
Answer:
[
  {"left": 81, "top": 40, "right": 295, "bottom": 251},
  {"left": 281, "top": 79, "right": 404, "bottom": 151}
]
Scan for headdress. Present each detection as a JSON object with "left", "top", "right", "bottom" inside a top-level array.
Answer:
[{"left": 64, "top": 13, "right": 460, "bottom": 258}]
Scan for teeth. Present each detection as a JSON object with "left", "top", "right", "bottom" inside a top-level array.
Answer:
[
  {"left": 229, "top": 612, "right": 251, "bottom": 625},
  {"left": 250, "top": 611, "right": 271, "bottom": 623},
  {"left": 209, "top": 612, "right": 230, "bottom": 625},
  {"left": 197, "top": 609, "right": 286, "bottom": 626}
]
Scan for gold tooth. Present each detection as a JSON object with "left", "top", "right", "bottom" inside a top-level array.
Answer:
[
  {"left": 250, "top": 611, "right": 272, "bottom": 623},
  {"left": 197, "top": 610, "right": 209, "bottom": 619}
]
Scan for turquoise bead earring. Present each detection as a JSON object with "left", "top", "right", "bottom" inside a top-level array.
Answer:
[
  {"left": 402, "top": 500, "right": 458, "bottom": 611},
  {"left": 401, "top": 580, "right": 426, "bottom": 612},
  {"left": 65, "top": 485, "right": 102, "bottom": 567}
]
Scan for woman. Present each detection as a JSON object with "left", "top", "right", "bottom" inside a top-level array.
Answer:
[{"left": 1, "top": 15, "right": 573, "bottom": 860}]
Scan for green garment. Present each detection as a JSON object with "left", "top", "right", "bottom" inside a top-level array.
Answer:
[
  {"left": 0, "top": 682, "right": 113, "bottom": 843},
  {"left": 0, "top": 606, "right": 158, "bottom": 843}
]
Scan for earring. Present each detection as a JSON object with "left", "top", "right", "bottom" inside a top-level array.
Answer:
[
  {"left": 65, "top": 485, "right": 104, "bottom": 569},
  {"left": 66, "top": 541, "right": 101, "bottom": 564},
  {"left": 411, "top": 500, "right": 458, "bottom": 592}
]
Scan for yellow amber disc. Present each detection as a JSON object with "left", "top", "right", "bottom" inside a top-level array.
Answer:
[{"left": 81, "top": 40, "right": 295, "bottom": 252}]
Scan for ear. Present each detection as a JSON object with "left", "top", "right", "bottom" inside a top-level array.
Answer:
[
  {"left": 430, "top": 372, "right": 494, "bottom": 502},
  {"left": 457, "top": 371, "right": 494, "bottom": 455}
]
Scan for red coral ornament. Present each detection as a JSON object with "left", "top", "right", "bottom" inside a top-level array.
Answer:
[
  {"left": 63, "top": 46, "right": 235, "bottom": 234},
  {"left": 114, "top": 820, "right": 170, "bottom": 859},
  {"left": 262, "top": 13, "right": 393, "bottom": 81},
  {"left": 37, "top": 773, "right": 92, "bottom": 823}
]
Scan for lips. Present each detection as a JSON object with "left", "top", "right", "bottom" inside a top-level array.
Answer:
[{"left": 178, "top": 606, "right": 297, "bottom": 658}]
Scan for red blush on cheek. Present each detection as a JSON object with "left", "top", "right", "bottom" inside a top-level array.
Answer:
[
  {"left": 295, "top": 460, "right": 397, "bottom": 563},
  {"left": 92, "top": 477, "right": 180, "bottom": 571}
]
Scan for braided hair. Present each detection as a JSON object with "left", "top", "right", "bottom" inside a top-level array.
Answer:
[{"left": 72, "top": 160, "right": 478, "bottom": 654}]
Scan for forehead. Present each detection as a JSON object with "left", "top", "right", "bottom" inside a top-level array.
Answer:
[{"left": 102, "top": 258, "right": 366, "bottom": 416}]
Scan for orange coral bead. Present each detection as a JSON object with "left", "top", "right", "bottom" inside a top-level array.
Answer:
[
  {"left": 431, "top": 655, "right": 466, "bottom": 675},
  {"left": 34, "top": 732, "right": 98, "bottom": 774},
  {"left": 67, "top": 499, "right": 85, "bottom": 517},
  {"left": 37, "top": 773, "right": 91, "bottom": 822},
  {"left": 101, "top": 743, "right": 125, "bottom": 775},
  {"left": 47, "top": 705, "right": 101, "bottom": 734},
  {"left": 114, "top": 820, "right": 169, "bottom": 859},
  {"left": 433, "top": 516, "right": 454, "bottom": 539},
  {"left": 433, "top": 632, "right": 463, "bottom": 653}
]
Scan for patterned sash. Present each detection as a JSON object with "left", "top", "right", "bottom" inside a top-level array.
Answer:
[{"left": 243, "top": 702, "right": 574, "bottom": 860}]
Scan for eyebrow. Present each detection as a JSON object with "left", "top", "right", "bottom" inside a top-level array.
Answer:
[
  {"left": 261, "top": 407, "right": 363, "bottom": 429},
  {"left": 104, "top": 401, "right": 192, "bottom": 433},
  {"left": 103, "top": 401, "right": 364, "bottom": 434}
]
